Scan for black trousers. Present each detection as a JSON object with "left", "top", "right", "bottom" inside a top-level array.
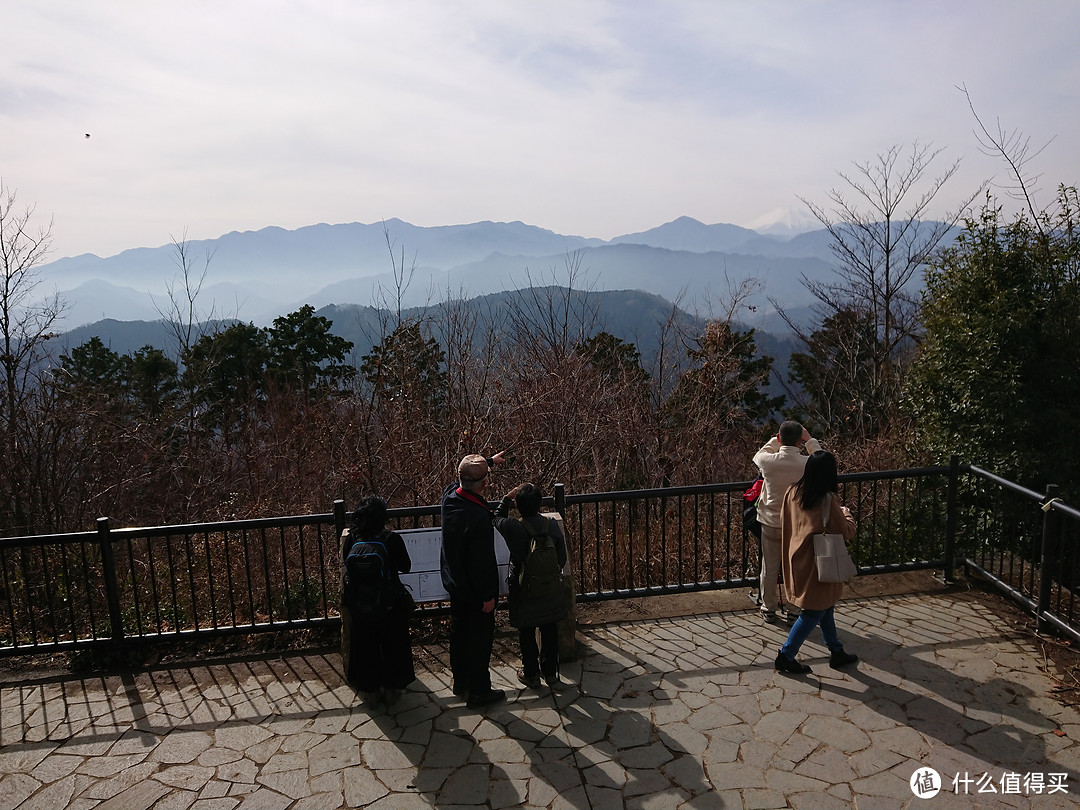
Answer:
[
  {"left": 449, "top": 599, "right": 495, "bottom": 693},
  {"left": 518, "top": 622, "right": 559, "bottom": 679},
  {"left": 343, "top": 606, "right": 415, "bottom": 692}
]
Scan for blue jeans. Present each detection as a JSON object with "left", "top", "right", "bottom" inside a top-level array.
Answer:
[{"left": 780, "top": 607, "right": 842, "bottom": 659}]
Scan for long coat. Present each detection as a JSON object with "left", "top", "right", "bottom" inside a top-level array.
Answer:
[
  {"left": 780, "top": 489, "right": 856, "bottom": 611},
  {"left": 340, "top": 527, "right": 415, "bottom": 691}
]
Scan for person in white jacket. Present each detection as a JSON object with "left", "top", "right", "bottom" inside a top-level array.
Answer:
[{"left": 752, "top": 421, "right": 821, "bottom": 623}]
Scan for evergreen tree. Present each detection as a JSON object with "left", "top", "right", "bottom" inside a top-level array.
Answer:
[{"left": 906, "top": 187, "right": 1080, "bottom": 493}]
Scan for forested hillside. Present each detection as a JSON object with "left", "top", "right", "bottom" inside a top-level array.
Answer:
[
  {"left": 3, "top": 145, "right": 1078, "bottom": 537},
  {"left": 10, "top": 283, "right": 784, "bottom": 535}
]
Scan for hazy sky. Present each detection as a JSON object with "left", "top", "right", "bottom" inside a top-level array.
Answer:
[{"left": 4, "top": 0, "right": 1078, "bottom": 261}]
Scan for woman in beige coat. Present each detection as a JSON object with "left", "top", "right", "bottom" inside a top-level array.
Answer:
[{"left": 774, "top": 450, "right": 859, "bottom": 674}]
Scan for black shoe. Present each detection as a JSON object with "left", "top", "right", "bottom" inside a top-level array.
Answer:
[
  {"left": 517, "top": 669, "right": 541, "bottom": 689},
  {"left": 466, "top": 688, "right": 506, "bottom": 708},
  {"left": 452, "top": 681, "right": 469, "bottom": 699},
  {"left": 543, "top": 674, "right": 568, "bottom": 692},
  {"left": 774, "top": 652, "right": 812, "bottom": 674},
  {"left": 829, "top": 649, "right": 859, "bottom": 669}
]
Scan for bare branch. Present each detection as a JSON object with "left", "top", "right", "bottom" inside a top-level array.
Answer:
[
  {"left": 959, "top": 83, "right": 1055, "bottom": 234},
  {"left": 151, "top": 229, "right": 218, "bottom": 360}
]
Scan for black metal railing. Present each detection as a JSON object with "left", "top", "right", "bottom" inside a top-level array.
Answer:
[
  {"left": 959, "top": 466, "right": 1080, "bottom": 644},
  {"left": 0, "top": 459, "right": 1076, "bottom": 657}
]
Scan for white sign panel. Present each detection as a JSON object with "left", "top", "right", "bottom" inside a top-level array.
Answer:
[{"left": 397, "top": 527, "right": 511, "bottom": 603}]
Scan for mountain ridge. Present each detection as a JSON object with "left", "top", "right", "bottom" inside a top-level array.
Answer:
[{"left": 43, "top": 216, "right": 831, "bottom": 331}]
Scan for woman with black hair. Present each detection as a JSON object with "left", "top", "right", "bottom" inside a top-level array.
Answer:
[
  {"left": 774, "top": 450, "right": 859, "bottom": 674},
  {"left": 340, "top": 495, "right": 415, "bottom": 706}
]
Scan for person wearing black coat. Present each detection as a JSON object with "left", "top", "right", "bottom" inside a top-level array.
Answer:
[
  {"left": 440, "top": 451, "right": 508, "bottom": 708},
  {"left": 495, "top": 482, "right": 568, "bottom": 690},
  {"left": 340, "top": 496, "right": 414, "bottom": 707}
]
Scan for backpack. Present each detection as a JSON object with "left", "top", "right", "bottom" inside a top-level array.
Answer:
[
  {"left": 343, "top": 530, "right": 393, "bottom": 617},
  {"left": 516, "top": 517, "right": 563, "bottom": 600},
  {"left": 742, "top": 476, "right": 764, "bottom": 539}
]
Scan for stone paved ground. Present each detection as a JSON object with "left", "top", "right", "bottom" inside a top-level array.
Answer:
[{"left": 1, "top": 587, "right": 1079, "bottom": 809}]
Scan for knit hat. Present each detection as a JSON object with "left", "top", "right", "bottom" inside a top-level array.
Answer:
[{"left": 457, "top": 454, "right": 490, "bottom": 482}]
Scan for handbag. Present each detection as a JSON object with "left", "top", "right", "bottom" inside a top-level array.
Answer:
[{"left": 813, "top": 494, "right": 857, "bottom": 583}]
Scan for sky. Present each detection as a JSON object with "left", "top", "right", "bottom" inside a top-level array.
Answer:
[{"left": 3, "top": 0, "right": 1079, "bottom": 261}]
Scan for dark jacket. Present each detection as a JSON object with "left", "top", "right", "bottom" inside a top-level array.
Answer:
[
  {"left": 440, "top": 482, "right": 499, "bottom": 605},
  {"left": 495, "top": 498, "right": 568, "bottom": 628}
]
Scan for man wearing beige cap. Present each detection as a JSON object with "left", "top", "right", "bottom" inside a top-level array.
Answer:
[{"left": 440, "top": 449, "right": 507, "bottom": 708}]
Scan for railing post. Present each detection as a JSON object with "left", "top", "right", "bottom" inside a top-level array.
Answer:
[
  {"left": 1037, "top": 484, "right": 1060, "bottom": 635},
  {"left": 96, "top": 517, "right": 125, "bottom": 645},
  {"left": 553, "top": 483, "right": 565, "bottom": 520},
  {"left": 943, "top": 454, "right": 959, "bottom": 584},
  {"left": 333, "top": 500, "right": 347, "bottom": 543}
]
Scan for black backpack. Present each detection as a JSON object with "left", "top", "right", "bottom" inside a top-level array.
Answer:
[
  {"left": 516, "top": 518, "right": 563, "bottom": 600},
  {"left": 343, "top": 530, "right": 393, "bottom": 617}
]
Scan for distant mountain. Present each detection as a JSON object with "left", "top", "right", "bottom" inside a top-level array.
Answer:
[
  {"left": 62, "top": 279, "right": 163, "bottom": 327},
  {"left": 43, "top": 219, "right": 604, "bottom": 295},
  {"left": 54, "top": 318, "right": 239, "bottom": 359},
  {"left": 40, "top": 217, "right": 839, "bottom": 331},
  {"left": 746, "top": 206, "right": 821, "bottom": 239},
  {"left": 608, "top": 216, "right": 767, "bottom": 253},
  {"left": 56, "top": 318, "right": 178, "bottom": 357},
  {"left": 56, "top": 289, "right": 707, "bottom": 368},
  {"left": 52, "top": 288, "right": 799, "bottom": 401}
]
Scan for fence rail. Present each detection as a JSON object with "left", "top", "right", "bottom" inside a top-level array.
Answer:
[{"left": 0, "top": 458, "right": 1076, "bottom": 657}]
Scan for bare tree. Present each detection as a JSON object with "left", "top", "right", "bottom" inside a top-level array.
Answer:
[
  {"left": 503, "top": 251, "right": 599, "bottom": 358},
  {"left": 0, "top": 180, "right": 64, "bottom": 533},
  {"left": 153, "top": 230, "right": 219, "bottom": 361},
  {"left": 961, "top": 83, "right": 1055, "bottom": 235},
  {"left": 783, "top": 142, "right": 983, "bottom": 441},
  {"left": 377, "top": 221, "right": 418, "bottom": 323},
  {"left": 652, "top": 283, "right": 776, "bottom": 484}
]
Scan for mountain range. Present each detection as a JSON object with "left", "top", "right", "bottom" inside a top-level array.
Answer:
[
  {"left": 42, "top": 216, "right": 838, "bottom": 333},
  {"left": 56, "top": 288, "right": 801, "bottom": 401}
]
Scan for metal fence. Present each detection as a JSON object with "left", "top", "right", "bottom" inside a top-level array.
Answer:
[
  {"left": 0, "top": 459, "right": 1076, "bottom": 658},
  {"left": 562, "top": 465, "right": 959, "bottom": 600},
  {"left": 958, "top": 465, "right": 1080, "bottom": 644}
]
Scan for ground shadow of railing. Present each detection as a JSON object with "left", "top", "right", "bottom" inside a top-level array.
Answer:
[{"left": 0, "top": 457, "right": 1076, "bottom": 658}]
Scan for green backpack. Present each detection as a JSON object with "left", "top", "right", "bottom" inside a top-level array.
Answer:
[{"left": 516, "top": 518, "right": 563, "bottom": 600}]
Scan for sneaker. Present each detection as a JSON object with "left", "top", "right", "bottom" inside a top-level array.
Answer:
[
  {"left": 781, "top": 608, "right": 801, "bottom": 623},
  {"left": 760, "top": 610, "right": 778, "bottom": 624},
  {"left": 466, "top": 688, "right": 506, "bottom": 708},
  {"left": 517, "top": 669, "right": 542, "bottom": 689},
  {"left": 774, "top": 651, "right": 812, "bottom": 674},
  {"left": 544, "top": 675, "right": 568, "bottom": 692},
  {"left": 829, "top": 649, "right": 859, "bottom": 669}
]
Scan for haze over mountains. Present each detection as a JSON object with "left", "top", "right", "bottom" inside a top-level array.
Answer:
[{"left": 43, "top": 216, "right": 837, "bottom": 334}]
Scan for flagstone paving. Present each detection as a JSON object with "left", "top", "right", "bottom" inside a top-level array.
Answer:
[{"left": 1, "top": 587, "right": 1078, "bottom": 809}]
